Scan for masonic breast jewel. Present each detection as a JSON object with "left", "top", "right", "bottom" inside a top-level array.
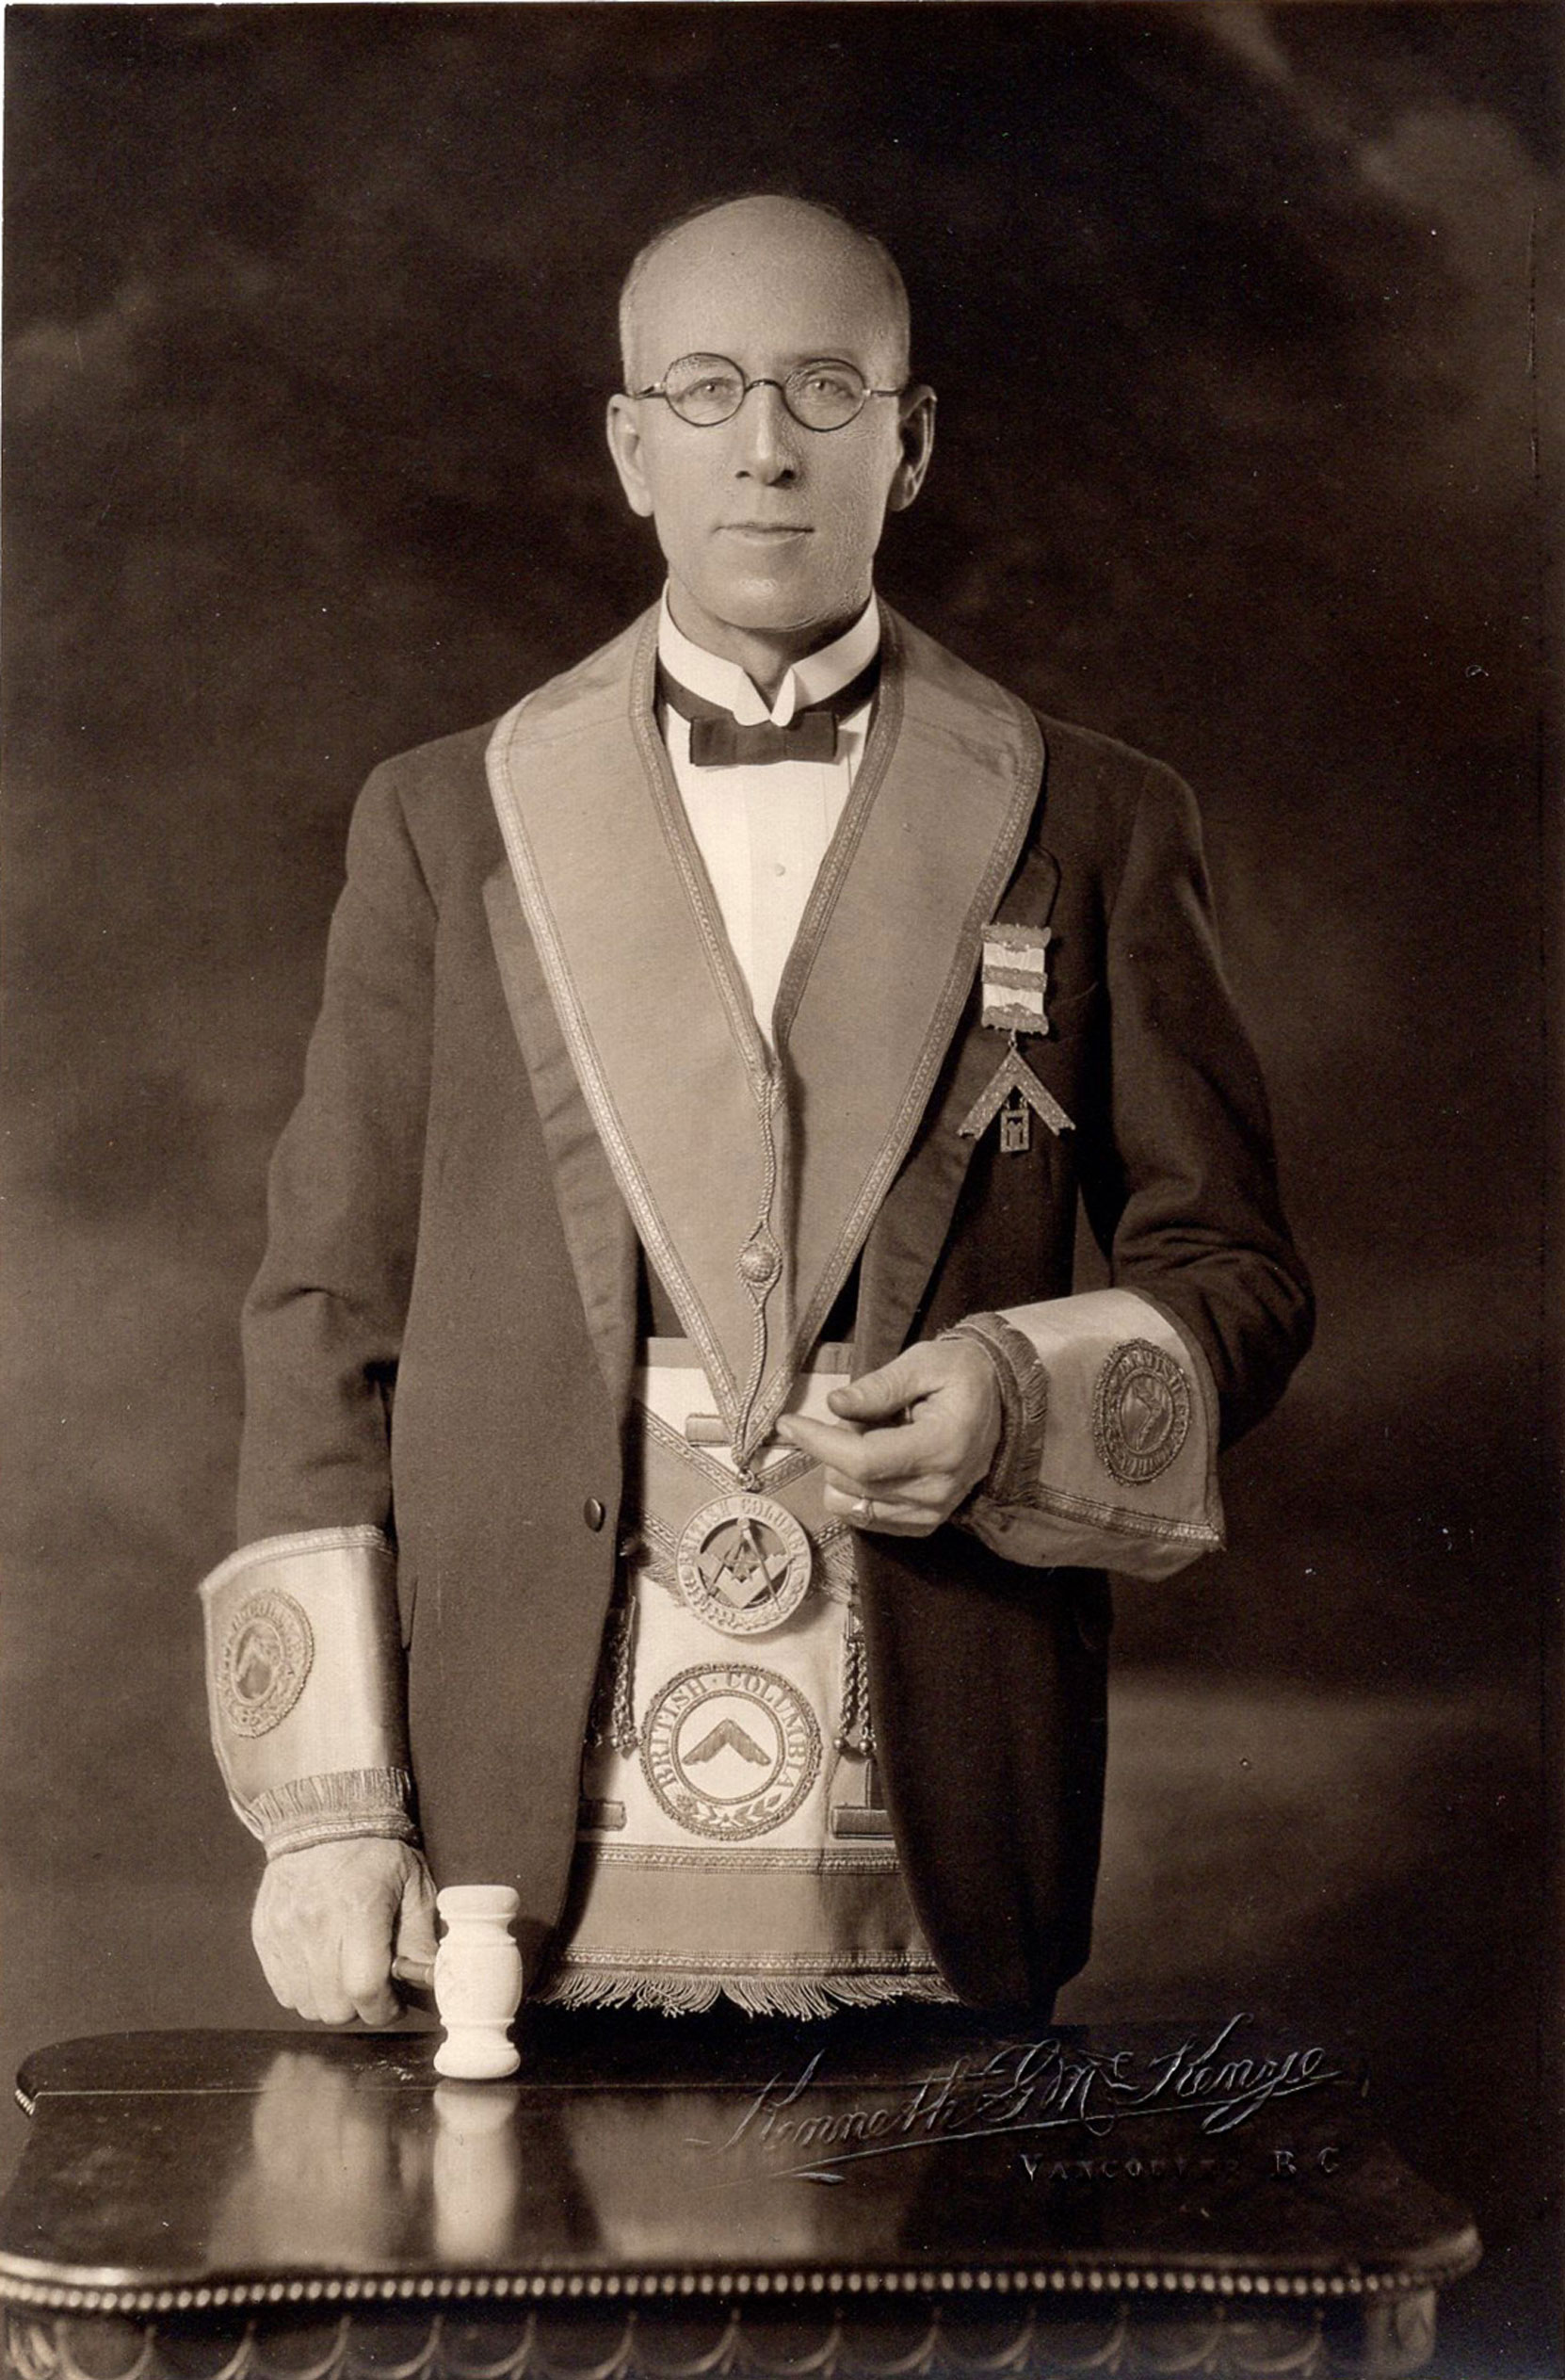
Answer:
[
  {"left": 676, "top": 1492, "right": 814, "bottom": 1637},
  {"left": 958, "top": 924, "right": 1074, "bottom": 1156}
]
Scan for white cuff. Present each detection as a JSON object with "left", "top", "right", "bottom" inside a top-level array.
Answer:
[
  {"left": 198, "top": 1527, "right": 417, "bottom": 1857},
  {"left": 945, "top": 1289, "right": 1222, "bottom": 1580}
]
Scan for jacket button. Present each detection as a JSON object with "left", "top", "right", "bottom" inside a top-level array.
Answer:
[{"left": 583, "top": 1498, "right": 606, "bottom": 1532}]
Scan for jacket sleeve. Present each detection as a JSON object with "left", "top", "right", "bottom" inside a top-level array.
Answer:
[
  {"left": 953, "top": 758, "right": 1313, "bottom": 1577},
  {"left": 197, "top": 763, "right": 436, "bottom": 1854},
  {"left": 1079, "top": 757, "right": 1314, "bottom": 1447},
  {"left": 238, "top": 760, "right": 436, "bottom": 1543}
]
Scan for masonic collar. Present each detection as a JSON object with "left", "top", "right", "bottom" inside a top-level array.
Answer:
[{"left": 486, "top": 603, "right": 1041, "bottom": 1467}]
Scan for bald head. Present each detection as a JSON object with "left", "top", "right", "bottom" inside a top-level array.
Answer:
[{"left": 618, "top": 196, "right": 911, "bottom": 392}]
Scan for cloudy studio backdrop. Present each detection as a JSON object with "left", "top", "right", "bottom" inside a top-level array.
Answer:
[{"left": 2, "top": 7, "right": 1557, "bottom": 2372}]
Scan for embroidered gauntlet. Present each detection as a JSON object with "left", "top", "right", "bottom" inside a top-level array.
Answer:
[
  {"left": 943, "top": 1288, "right": 1222, "bottom": 1580},
  {"left": 198, "top": 1526, "right": 417, "bottom": 1858}
]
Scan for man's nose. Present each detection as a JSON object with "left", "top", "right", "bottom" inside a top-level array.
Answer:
[{"left": 734, "top": 380, "right": 799, "bottom": 481}]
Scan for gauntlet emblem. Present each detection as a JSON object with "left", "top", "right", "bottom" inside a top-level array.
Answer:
[
  {"left": 217, "top": 1588, "right": 314, "bottom": 1737},
  {"left": 1093, "top": 1340, "right": 1192, "bottom": 1485}
]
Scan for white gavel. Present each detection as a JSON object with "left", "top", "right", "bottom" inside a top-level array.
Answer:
[{"left": 394, "top": 1884, "right": 524, "bottom": 2079}]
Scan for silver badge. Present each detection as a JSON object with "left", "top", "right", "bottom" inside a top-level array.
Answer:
[
  {"left": 641, "top": 1662, "right": 821, "bottom": 1840},
  {"left": 676, "top": 1492, "right": 813, "bottom": 1636},
  {"left": 958, "top": 1044, "right": 1073, "bottom": 1155},
  {"left": 961, "top": 925, "right": 1073, "bottom": 1156},
  {"left": 218, "top": 1588, "right": 314, "bottom": 1737},
  {"left": 1093, "top": 1340, "right": 1192, "bottom": 1485}
]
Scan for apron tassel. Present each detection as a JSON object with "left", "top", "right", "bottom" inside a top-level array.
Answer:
[
  {"left": 608, "top": 1594, "right": 640, "bottom": 1755},
  {"left": 588, "top": 1594, "right": 640, "bottom": 1755},
  {"left": 836, "top": 1605, "right": 875, "bottom": 1756}
]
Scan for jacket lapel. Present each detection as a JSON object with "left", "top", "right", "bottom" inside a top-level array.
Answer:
[
  {"left": 854, "top": 840, "right": 1061, "bottom": 1372},
  {"left": 481, "top": 865, "right": 638, "bottom": 1418}
]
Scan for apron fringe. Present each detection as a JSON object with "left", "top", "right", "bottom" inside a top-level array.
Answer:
[{"left": 533, "top": 1967, "right": 955, "bottom": 2018}]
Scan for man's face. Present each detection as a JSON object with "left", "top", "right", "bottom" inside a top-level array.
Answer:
[{"left": 606, "top": 203, "right": 934, "bottom": 664}]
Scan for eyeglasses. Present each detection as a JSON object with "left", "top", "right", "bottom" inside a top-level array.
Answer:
[{"left": 630, "top": 353, "right": 905, "bottom": 432}]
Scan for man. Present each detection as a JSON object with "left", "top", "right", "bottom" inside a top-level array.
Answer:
[{"left": 201, "top": 195, "right": 1312, "bottom": 2030}]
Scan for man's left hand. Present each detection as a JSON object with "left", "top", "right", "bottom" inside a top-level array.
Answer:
[{"left": 776, "top": 1339, "right": 1002, "bottom": 1535}]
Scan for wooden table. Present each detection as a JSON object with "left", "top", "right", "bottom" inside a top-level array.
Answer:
[{"left": 0, "top": 2010, "right": 1478, "bottom": 2376}]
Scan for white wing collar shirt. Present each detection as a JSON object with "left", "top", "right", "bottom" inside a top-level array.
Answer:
[{"left": 656, "top": 590, "right": 879, "bottom": 1046}]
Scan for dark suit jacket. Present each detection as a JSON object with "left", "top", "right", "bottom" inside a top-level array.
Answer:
[{"left": 237, "top": 607, "right": 1312, "bottom": 2016}]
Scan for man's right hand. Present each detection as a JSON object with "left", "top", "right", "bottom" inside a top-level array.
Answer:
[{"left": 251, "top": 1837, "right": 438, "bottom": 2025}]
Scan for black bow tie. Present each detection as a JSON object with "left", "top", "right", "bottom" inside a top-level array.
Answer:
[{"left": 659, "top": 658, "right": 879, "bottom": 768}]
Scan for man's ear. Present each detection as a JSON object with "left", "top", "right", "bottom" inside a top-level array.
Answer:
[
  {"left": 887, "top": 384, "right": 937, "bottom": 514},
  {"left": 606, "top": 395, "right": 656, "bottom": 519}
]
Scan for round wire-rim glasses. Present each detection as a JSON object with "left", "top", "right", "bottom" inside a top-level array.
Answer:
[{"left": 630, "top": 353, "right": 905, "bottom": 432}]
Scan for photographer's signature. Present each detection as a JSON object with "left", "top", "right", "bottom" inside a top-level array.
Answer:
[{"left": 694, "top": 2016, "right": 1349, "bottom": 2183}]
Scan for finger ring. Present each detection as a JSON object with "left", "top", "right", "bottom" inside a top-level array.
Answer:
[{"left": 852, "top": 1496, "right": 875, "bottom": 1526}]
